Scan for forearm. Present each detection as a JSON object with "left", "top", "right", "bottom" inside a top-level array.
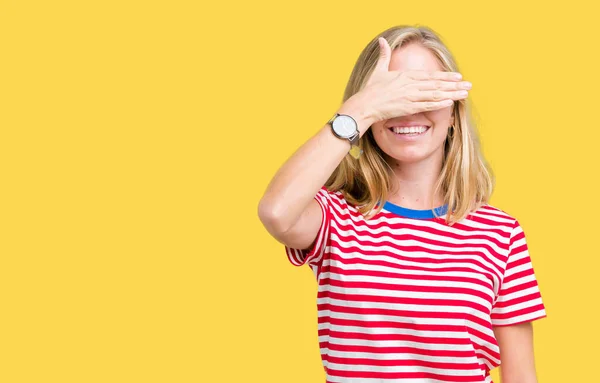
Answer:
[
  {"left": 495, "top": 322, "right": 539, "bottom": 383},
  {"left": 258, "top": 96, "right": 374, "bottom": 234}
]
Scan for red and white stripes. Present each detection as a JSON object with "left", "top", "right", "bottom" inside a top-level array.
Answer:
[{"left": 284, "top": 187, "right": 547, "bottom": 383}]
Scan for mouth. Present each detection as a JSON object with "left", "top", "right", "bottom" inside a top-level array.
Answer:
[{"left": 387, "top": 125, "right": 431, "bottom": 137}]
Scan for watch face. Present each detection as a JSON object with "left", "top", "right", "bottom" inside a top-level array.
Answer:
[{"left": 332, "top": 115, "right": 357, "bottom": 137}]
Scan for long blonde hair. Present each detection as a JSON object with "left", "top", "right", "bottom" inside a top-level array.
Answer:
[{"left": 326, "top": 25, "right": 494, "bottom": 226}]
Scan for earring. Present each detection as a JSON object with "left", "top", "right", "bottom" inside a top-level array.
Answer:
[{"left": 447, "top": 125, "right": 455, "bottom": 138}]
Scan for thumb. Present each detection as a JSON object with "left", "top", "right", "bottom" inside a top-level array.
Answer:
[{"left": 373, "top": 37, "right": 391, "bottom": 73}]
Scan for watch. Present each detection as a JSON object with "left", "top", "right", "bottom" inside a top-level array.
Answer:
[{"left": 327, "top": 113, "right": 363, "bottom": 159}]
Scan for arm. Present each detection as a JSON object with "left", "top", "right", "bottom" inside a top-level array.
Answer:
[
  {"left": 493, "top": 322, "right": 539, "bottom": 383},
  {"left": 257, "top": 96, "right": 374, "bottom": 248}
]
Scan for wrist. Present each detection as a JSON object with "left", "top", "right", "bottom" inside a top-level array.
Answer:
[{"left": 337, "top": 96, "right": 375, "bottom": 137}]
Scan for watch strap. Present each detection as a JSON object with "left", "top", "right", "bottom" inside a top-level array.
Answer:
[{"left": 348, "top": 132, "right": 362, "bottom": 159}]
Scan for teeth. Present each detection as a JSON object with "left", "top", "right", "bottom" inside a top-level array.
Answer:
[{"left": 391, "top": 126, "right": 429, "bottom": 134}]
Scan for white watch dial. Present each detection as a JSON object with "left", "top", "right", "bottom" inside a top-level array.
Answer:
[{"left": 332, "top": 115, "right": 357, "bottom": 137}]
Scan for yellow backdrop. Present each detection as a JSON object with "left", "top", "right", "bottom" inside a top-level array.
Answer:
[{"left": 1, "top": 0, "right": 596, "bottom": 382}]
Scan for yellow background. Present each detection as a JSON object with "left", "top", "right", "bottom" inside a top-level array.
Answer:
[{"left": 1, "top": 0, "right": 597, "bottom": 382}]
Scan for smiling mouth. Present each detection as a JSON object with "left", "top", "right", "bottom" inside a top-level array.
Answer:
[{"left": 388, "top": 126, "right": 431, "bottom": 136}]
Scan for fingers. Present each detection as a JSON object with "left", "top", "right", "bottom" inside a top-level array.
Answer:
[
  {"left": 415, "top": 79, "right": 472, "bottom": 91},
  {"left": 411, "top": 99, "right": 455, "bottom": 113},
  {"left": 405, "top": 70, "right": 463, "bottom": 81},
  {"left": 409, "top": 89, "right": 469, "bottom": 102},
  {"left": 403, "top": 72, "right": 471, "bottom": 103}
]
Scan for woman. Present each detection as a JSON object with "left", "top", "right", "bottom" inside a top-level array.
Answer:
[{"left": 258, "top": 25, "right": 546, "bottom": 383}]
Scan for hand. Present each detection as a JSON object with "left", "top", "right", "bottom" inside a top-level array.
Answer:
[{"left": 358, "top": 37, "right": 472, "bottom": 123}]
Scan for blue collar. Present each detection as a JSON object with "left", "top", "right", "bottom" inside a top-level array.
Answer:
[{"left": 383, "top": 200, "right": 449, "bottom": 219}]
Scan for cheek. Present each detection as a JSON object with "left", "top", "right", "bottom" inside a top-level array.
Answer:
[
  {"left": 432, "top": 126, "right": 450, "bottom": 141},
  {"left": 370, "top": 128, "right": 392, "bottom": 155},
  {"left": 425, "top": 106, "right": 453, "bottom": 121},
  {"left": 426, "top": 109, "right": 453, "bottom": 135},
  {"left": 371, "top": 123, "right": 387, "bottom": 141}
]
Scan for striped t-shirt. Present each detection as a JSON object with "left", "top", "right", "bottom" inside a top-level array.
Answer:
[{"left": 285, "top": 186, "right": 547, "bottom": 383}]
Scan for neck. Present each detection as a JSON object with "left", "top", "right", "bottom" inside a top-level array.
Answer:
[{"left": 385, "top": 151, "right": 445, "bottom": 210}]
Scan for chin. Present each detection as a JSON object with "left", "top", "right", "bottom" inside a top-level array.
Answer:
[{"left": 384, "top": 148, "right": 429, "bottom": 164}]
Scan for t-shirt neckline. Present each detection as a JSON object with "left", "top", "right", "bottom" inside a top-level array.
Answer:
[{"left": 383, "top": 200, "right": 449, "bottom": 219}]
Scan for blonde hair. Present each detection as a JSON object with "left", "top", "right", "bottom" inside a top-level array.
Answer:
[{"left": 326, "top": 25, "right": 494, "bottom": 226}]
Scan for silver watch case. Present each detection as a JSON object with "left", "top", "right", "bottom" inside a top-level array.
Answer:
[{"left": 328, "top": 113, "right": 360, "bottom": 146}]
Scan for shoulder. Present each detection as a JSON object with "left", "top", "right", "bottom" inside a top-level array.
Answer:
[
  {"left": 466, "top": 202, "right": 520, "bottom": 233},
  {"left": 316, "top": 186, "right": 353, "bottom": 206},
  {"left": 463, "top": 204, "right": 527, "bottom": 256},
  {"left": 471, "top": 202, "right": 517, "bottom": 221},
  {"left": 316, "top": 186, "right": 366, "bottom": 219}
]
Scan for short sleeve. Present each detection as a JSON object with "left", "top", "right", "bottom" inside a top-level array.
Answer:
[
  {"left": 284, "top": 186, "right": 332, "bottom": 270},
  {"left": 491, "top": 220, "right": 547, "bottom": 326}
]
